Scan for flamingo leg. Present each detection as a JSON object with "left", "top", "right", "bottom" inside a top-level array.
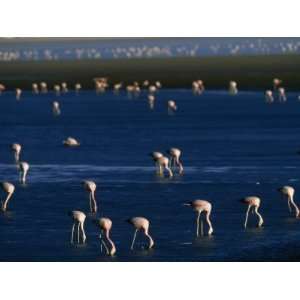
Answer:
[
  {"left": 80, "top": 222, "right": 86, "bottom": 243},
  {"left": 89, "top": 193, "right": 92, "bottom": 213},
  {"left": 166, "top": 165, "right": 173, "bottom": 178},
  {"left": 290, "top": 199, "right": 299, "bottom": 217},
  {"left": 131, "top": 229, "right": 138, "bottom": 250},
  {"left": 244, "top": 205, "right": 251, "bottom": 228},
  {"left": 254, "top": 207, "right": 264, "bottom": 227},
  {"left": 99, "top": 233, "right": 103, "bottom": 253},
  {"left": 77, "top": 223, "right": 80, "bottom": 243},
  {"left": 206, "top": 212, "right": 213, "bottom": 235},
  {"left": 2, "top": 193, "right": 12, "bottom": 211},
  {"left": 288, "top": 200, "right": 292, "bottom": 213},
  {"left": 71, "top": 223, "right": 75, "bottom": 244},
  {"left": 92, "top": 191, "right": 97, "bottom": 213},
  {"left": 196, "top": 211, "right": 202, "bottom": 237}
]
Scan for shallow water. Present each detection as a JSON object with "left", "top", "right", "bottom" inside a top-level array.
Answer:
[{"left": 1, "top": 89, "right": 300, "bottom": 261}]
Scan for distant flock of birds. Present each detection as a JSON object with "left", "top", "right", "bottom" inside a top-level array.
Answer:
[{"left": 0, "top": 76, "right": 298, "bottom": 257}]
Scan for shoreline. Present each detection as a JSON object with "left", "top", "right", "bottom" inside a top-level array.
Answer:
[{"left": 0, "top": 55, "right": 299, "bottom": 91}]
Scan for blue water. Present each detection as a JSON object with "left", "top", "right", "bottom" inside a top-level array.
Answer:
[{"left": 1, "top": 89, "right": 300, "bottom": 261}]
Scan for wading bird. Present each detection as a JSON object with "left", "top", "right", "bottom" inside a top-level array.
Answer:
[
  {"left": 148, "top": 95, "right": 155, "bottom": 110},
  {"left": 32, "top": 83, "right": 39, "bottom": 94},
  {"left": 278, "top": 87, "right": 287, "bottom": 102},
  {"left": 184, "top": 200, "right": 213, "bottom": 237},
  {"left": 167, "top": 100, "right": 177, "bottom": 113},
  {"left": 40, "top": 82, "right": 48, "bottom": 93},
  {"left": 167, "top": 148, "right": 183, "bottom": 175},
  {"left": 61, "top": 82, "right": 68, "bottom": 93},
  {"left": 11, "top": 143, "right": 22, "bottom": 163},
  {"left": 83, "top": 180, "right": 98, "bottom": 213},
  {"left": 52, "top": 101, "right": 61, "bottom": 116},
  {"left": 54, "top": 84, "right": 61, "bottom": 96},
  {"left": 16, "top": 88, "right": 22, "bottom": 100},
  {"left": 127, "top": 217, "right": 154, "bottom": 250},
  {"left": 229, "top": 81, "right": 238, "bottom": 95},
  {"left": 63, "top": 137, "right": 80, "bottom": 147},
  {"left": 69, "top": 210, "right": 87, "bottom": 244},
  {"left": 96, "top": 218, "right": 116, "bottom": 256},
  {"left": 240, "top": 196, "right": 264, "bottom": 228},
  {"left": 19, "top": 161, "right": 30, "bottom": 184},
  {"left": 75, "top": 83, "right": 82, "bottom": 93},
  {"left": 149, "top": 152, "right": 164, "bottom": 174},
  {"left": 278, "top": 186, "right": 300, "bottom": 218},
  {"left": 273, "top": 78, "right": 282, "bottom": 90},
  {"left": 0, "top": 182, "right": 15, "bottom": 212},
  {"left": 265, "top": 90, "right": 274, "bottom": 103}
]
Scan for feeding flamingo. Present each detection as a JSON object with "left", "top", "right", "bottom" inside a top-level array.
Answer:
[
  {"left": 278, "top": 186, "right": 300, "bottom": 218},
  {"left": 69, "top": 210, "right": 87, "bottom": 244},
  {"left": 96, "top": 218, "right": 116, "bottom": 256},
  {"left": 126, "top": 217, "right": 154, "bottom": 250},
  {"left": 167, "top": 148, "right": 183, "bottom": 175},
  {"left": 19, "top": 161, "right": 30, "bottom": 184},
  {"left": 83, "top": 180, "right": 98, "bottom": 213},
  {"left": 184, "top": 200, "right": 213, "bottom": 237},
  {"left": 32, "top": 83, "right": 39, "bottom": 94},
  {"left": 0, "top": 182, "right": 15, "bottom": 212},
  {"left": 16, "top": 88, "right": 22, "bottom": 100},
  {"left": 278, "top": 87, "right": 287, "bottom": 102},
  {"left": 240, "top": 196, "right": 264, "bottom": 228},
  {"left": 168, "top": 100, "right": 177, "bottom": 113},
  {"left": 265, "top": 90, "right": 274, "bottom": 103},
  {"left": 52, "top": 101, "right": 61, "bottom": 116},
  {"left": 229, "top": 81, "right": 238, "bottom": 95},
  {"left": 11, "top": 143, "right": 22, "bottom": 163}
]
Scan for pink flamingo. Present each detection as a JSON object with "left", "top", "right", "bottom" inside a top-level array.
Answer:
[
  {"left": 240, "top": 196, "right": 264, "bottom": 228},
  {"left": 96, "top": 218, "right": 116, "bottom": 256},
  {"left": 83, "top": 180, "right": 98, "bottom": 213},
  {"left": 127, "top": 217, "right": 154, "bottom": 250},
  {"left": 69, "top": 210, "right": 87, "bottom": 244},
  {"left": 19, "top": 161, "right": 30, "bottom": 184},
  {"left": 1, "top": 182, "right": 15, "bottom": 212},
  {"left": 63, "top": 137, "right": 80, "bottom": 147},
  {"left": 167, "top": 148, "right": 184, "bottom": 174},
  {"left": 184, "top": 200, "right": 213, "bottom": 236},
  {"left": 278, "top": 186, "right": 300, "bottom": 217},
  {"left": 11, "top": 143, "right": 22, "bottom": 163}
]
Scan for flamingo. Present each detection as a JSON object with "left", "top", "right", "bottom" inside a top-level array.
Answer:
[
  {"left": 149, "top": 85, "right": 157, "bottom": 94},
  {"left": 157, "top": 156, "right": 173, "bottom": 177},
  {"left": 40, "top": 82, "right": 48, "bottom": 93},
  {"left": 0, "top": 83, "right": 5, "bottom": 94},
  {"left": 61, "top": 82, "right": 68, "bottom": 93},
  {"left": 168, "top": 100, "right": 177, "bottom": 113},
  {"left": 184, "top": 200, "right": 213, "bottom": 236},
  {"left": 11, "top": 143, "right": 22, "bottom": 163},
  {"left": 143, "top": 80, "right": 149, "bottom": 87},
  {"left": 273, "top": 78, "right": 282, "bottom": 90},
  {"left": 69, "top": 210, "right": 87, "bottom": 244},
  {"left": 16, "top": 88, "right": 22, "bottom": 100},
  {"left": 96, "top": 218, "right": 116, "bottom": 256},
  {"left": 54, "top": 84, "right": 61, "bottom": 96},
  {"left": 240, "top": 196, "right": 264, "bottom": 228},
  {"left": 229, "top": 81, "right": 238, "bottom": 95},
  {"left": 75, "top": 83, "right": 82, "bottom": 93},
  {"left": 155, "top": 81, "right": 162, "bottom": 89},
  {"left": 148, "top": 95, "right": 155, "bottom": 109},
  {"left": 278, "top": 186, "right": 300, "bottom": 217},
  {"left": 265, "top": 90, "right": 274, "bottom": 103},
  {"left": 32, "top": 83, "right": 39, "bottom": 94},
  {"left": 113, "top": 83, "right": 122, "bottom": 92},
  {"left": 83, "top": 180, "right": 98, "bottom": 213},
  {"left": 52, "top": 101, "right": 61, "bottom": 116},
  {"left": 63, "top": 137, "right": 80, "bottom": 147},
  {"left": 126, "top": 217, "right": 154, "bottom": 250},
  {"left": 19, "top": 161, "right": 30, "bottom": 184},
  {"left": 149, "top": 151, "right": 164, "bottom": 174},
  {"left": 0, "top": 182, "right": 15, "bottom": 212},
  {"left": 278, "top": 87, "right": 287, "bottom": 102},
  {"left": 167, "top": 148, "right": 184, "bottom": 174}
]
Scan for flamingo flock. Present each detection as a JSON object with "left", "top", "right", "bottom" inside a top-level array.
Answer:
[{"left": 0, "top": 76, "right": 298, "bottom": 260}]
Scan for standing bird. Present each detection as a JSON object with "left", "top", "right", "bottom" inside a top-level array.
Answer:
[
  {"left": 61, "top": 82, "right": 68, "bottom": 93},
  {"left": 273, "top": 78, "right": 282, "bottom": 91},
  {"left": 40, "top": 82, "right": 48, "bottom": 93},
  {"left": 278, "top": 186, "right": 300, "bottom": 218},
  {"left": 149, "top": 152, "right": 164, "bottom": 174},
  {"left": 240, "top": 196, "right": 264, "bottom": 228},
  {"left": 32, "top": 83, "right": 39, "bottom": 94},
  {"left": 168, "top": 100, "right": 177, "bottom": 113},
  {"left": 11, "top": 143, "right": 22, "bottom": 163},
  {"left": 52, "top": 101, "right": 61, "bottom": 116},
  {"left": 148, "top": 95, "right": 155, "bottom": 110},
  {"left": 96, "top": 218, "right": 116, "bottom": 256},
  {"left": 19, "top": 162, "right": 30, "bottom": 184},
  {"left": 229, "top": 81, "right": 238, "bottom": 95},
  {"left": 167, "top": 148, "right": 184, "bottom": 175},
  {"left": 184, "top": 200, "right": 213, "bottom": 237},
  {"left": 63, "top": 137, "right": 80, "bottom": 147},
  {"left": 69, "top": 210, "right": 87, "bottom": 244},
  {"left": 265, "top": 90, "right": 274, "bottom": 103},
  {"left": 75, "top": 83, "right": 82, "bottom": 93},
  {"left": 278, "top": 87, "right": 287, "bottom": 102},
  {"left": 126, "top": 217, "right": 154, "bottom": 250},
  {"left": 83, "top": 180, "right": 98, "bottom": 213},
  {"left": 0, "top": 182, "right": 15, "bottom": 212},
  {"left": 16, "top": 88, "right": 22, "bottom": 100},
  {"left": 54, "top": 84, "right": 61, "bottom": 96}
]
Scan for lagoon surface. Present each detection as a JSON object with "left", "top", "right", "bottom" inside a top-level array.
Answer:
[{"left": 1, "top": 89, "right": 300, "bottom": 261}]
